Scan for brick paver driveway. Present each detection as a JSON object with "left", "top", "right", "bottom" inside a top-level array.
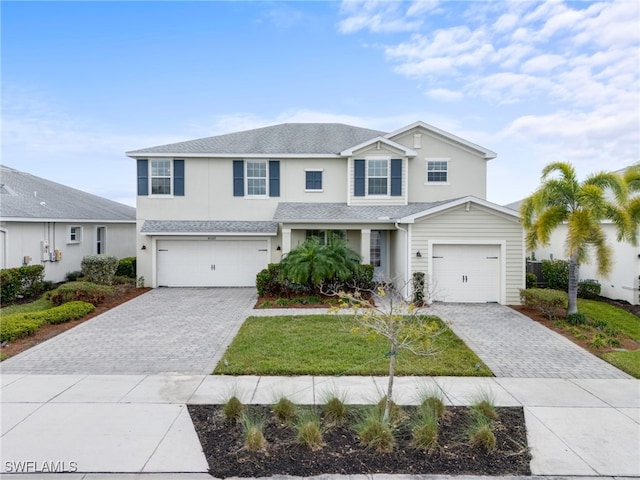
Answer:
[
  {"left": 0, "top": 288, "right": 257, "bottom": 375},
  {"left": 430, "top": 303, "right": 631, "bottom": 379}
]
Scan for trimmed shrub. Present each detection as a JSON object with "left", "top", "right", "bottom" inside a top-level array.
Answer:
[
  {"left": 566, "top": 312, "right": 588, "bottom": 326},
  {"left": 115, "top": 257, "right": 137, "bottom": 279},
  {"left": 256, "top": 263, "right": 284, "bottom": 297},
  {"left": 578, "top": 279, "right": 601, "bottom": 299},
  {"left": 81, "top": 255, "right": 118, "bottom": 285},
  {"left": 352, "top": 263, "right": 374, "bottom": 291},
  {"left": 519, "top": 288, "right": 567, "bottom": 320},
  {"left": 47, "top": 281, "right": 117, "bottom": 306},
  {"left": 1, "top": 301, "right": 94, "bottom": 341},
  {"left": 65, "top": 270, "right": 84, "bottom": 282},
  {"left": 541, "top": 259, "right": 569, "bottom": 291},
  {"left": 0, "top": 265, "right": 46, "bottom": 304}
]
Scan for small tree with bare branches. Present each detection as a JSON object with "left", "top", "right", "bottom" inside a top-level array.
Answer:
[{"left": 330, "top": 280, "right": 445, "bottom": 423}]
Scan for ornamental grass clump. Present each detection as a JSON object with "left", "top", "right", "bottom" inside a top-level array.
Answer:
[
  {"left": 295, "top": 412, "right": 323, "bottom": 451},
  {"left": 241, "top": 413, "right": 267, "bottom": 451},
  {"left": 272, "top": 396, "right": 297, "bottom": 423},
  {"left": 468, "top": 415, "right": 496, "bottom": 453},
  {"left": 223, "top": 395, "right": 244, "bottom": 423},
  {"left": 471, "top": 391, "right": 497, "bottom": 421},
  {"left": 420, "top": 392, "right": 446, "bottom": 419},
  {"left": 355, "top": 408, "right": 395, "bottom": 453},
  {"left": 411, "top": 406, "right": 439, "bottom": 452},
  {"left": 322, "top": 396, "right": 349, "bottom": 427}
]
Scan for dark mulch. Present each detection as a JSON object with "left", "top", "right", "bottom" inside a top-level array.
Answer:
[{"left": 188, "top": 404, "right": 531, "bottom": 478}]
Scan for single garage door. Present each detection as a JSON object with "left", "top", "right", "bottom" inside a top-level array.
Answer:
[
  {"left": 157, "top": 239, "right": 269, "bottom": 287},
  {"left": 432, "top": 244, "right": 500, "bottom": 303}
]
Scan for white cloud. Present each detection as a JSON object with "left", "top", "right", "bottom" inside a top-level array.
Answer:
[
  {"left": 425, "top": 88, "right": 463, "bottom": 102},
  {"left": 337, "top": 1, "right": 423, "bottom": 33}
]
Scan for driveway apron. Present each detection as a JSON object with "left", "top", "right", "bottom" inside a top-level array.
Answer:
[
  {"left": 430, "top": 303, "right": 631, "bottom": 379},
  {"left": 0, "top": 288, "right": 257, "bottom": 375}
]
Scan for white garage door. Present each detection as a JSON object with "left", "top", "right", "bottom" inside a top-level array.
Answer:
[
  {"left": 157, "top": 239, "right": 269, "bottom": 287},
  {"left": 432, "top": 244, "right": 500, "bottom": 303}
]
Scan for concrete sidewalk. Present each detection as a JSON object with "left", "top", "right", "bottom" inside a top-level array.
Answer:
[{"left": 1, "top": 374, "right": 638, "bottom": 478}]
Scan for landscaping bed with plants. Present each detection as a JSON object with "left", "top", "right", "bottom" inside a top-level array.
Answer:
[{"left": 189, "top": 394, "right": 530, "bottom": 478}]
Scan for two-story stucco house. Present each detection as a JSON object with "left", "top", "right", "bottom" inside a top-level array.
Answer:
[
  {"left": 0, "top": 165, "right": 136, "bottom": 283},
  {"left": 127, "top": 121, "right": 524, "bottom": 304}
]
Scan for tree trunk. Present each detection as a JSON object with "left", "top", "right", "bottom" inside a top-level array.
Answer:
[
  {"left": 567, "top": 253, "right": 580, "bottom": 315},
  {"left": 383, "top": 340, "right": 397, "bottom": 424}
]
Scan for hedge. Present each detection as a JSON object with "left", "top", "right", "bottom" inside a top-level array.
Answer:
[
  {"left": 541, "top": 259, "right": 569, "bottom": 291},
  {"left": 115, "top": 257, "right": 136, "bottom": 279},
  {"left": 47, "top": 281, "right": 117, "bottom": 306},
  {"left": 1, "top": 301, "right": 95, "bottom": 342},
  {"left": 0, "top": 265, "right": 46, "bottom": 305},
  {"left": 81, "top": 255, "right": 118, "bottom": 285},
  {"left": 519, "top": 288, "right": 567, "bottom": 320}
]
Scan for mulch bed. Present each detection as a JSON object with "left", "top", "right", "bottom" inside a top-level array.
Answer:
[
  {"left": 1, "top": 286, "right": 150, "bottom": 360},
  {"left": 188, "top": 404, "right": 531, "bottom": 478}
]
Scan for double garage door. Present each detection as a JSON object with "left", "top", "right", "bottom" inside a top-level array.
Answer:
[
  {"left": 157, "top": 239, "right": 268, "bottom": 287},
  {"left": 432, "top": 244, "right": 501, "bottom": 303}
]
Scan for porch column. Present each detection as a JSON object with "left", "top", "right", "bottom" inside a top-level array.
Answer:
[
  {"left": 360, "top": 229, "right": 371, "bottom": 265},
  {"left": 281, "top": 228, "right": 292, "bottom": 256}
]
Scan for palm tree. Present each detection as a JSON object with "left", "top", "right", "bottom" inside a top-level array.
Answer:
[
  {"left": 520, "top": 162, "right": 633, "bottom": 315},
  {"left": 280, "top": 235, "right": 361, "bottom": 287}
]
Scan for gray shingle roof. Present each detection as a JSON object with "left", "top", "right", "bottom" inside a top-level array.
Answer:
[
  {"left": 273, "top": 202, "right": 454, "bottom": 223},
  {"left": 141, "top": 220, "right": 278, "bottom": 235},
  {"left": 127, "top": 123, "right": 387, "bottom": 156},
  {"left": 0, "top": 165, "right": 135, "bottom": 221}
]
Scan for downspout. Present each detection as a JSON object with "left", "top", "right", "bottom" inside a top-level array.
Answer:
[{"left": 394, "top": 221, "right": 410, "bottom": 298}]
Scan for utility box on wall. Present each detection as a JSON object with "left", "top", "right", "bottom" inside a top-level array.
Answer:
[{"left": 40, "top": 240, "right": 50, "bottom": 261}]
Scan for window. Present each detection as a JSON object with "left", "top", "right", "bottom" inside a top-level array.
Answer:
[
  {"left": 370, "top": 231, "right": 381, "bottom": 267},
  {"left": 367, "top": 159, "right": 389, "bottom": 195},
  {"left": 305, "top": 170, "right": 323, "bottom": 191},
  {"left": 246, "top": 160, "right": 267, "bottom": 196},
  {"left": 305, "top": 229, "right": 346, "bottom": 245},
  {"left": 151, "top": 159, "right": 172, "bottom": 195},
  {"left": 427, "top": 159, "right": 448, "bottom": 183},
  {"left": 68, "top": 226, "right": 82, "bottom": 244},
  {"left": 96, "top": 227, "right": 106, "bottom": 254}
]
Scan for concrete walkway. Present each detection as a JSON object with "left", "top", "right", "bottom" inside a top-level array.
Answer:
[
  {"left": 0, "top": 288, "right": 257, "bottom": 375},
  {"left": 1, "top": 374, "right": 638, "bottom": 477}
]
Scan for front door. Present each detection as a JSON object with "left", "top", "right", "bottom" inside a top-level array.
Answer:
[{"left": 370, "top": 230, "right": 388, "bottom": 280}]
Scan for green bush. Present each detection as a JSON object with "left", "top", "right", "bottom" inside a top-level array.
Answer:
[
  {"left": 1, "top": 301, "right": 94, "bottom": 341},
  {"left": 578, "top": 279, "right": 601, "bottom": 299},
  {"left": 541, "top": 259, "right": 569, "bottom": 291},
  {"left": 65, "top": 270, "right": 84, "bottom": 282},
  {"left": 115, "top": 257, "right": 137, "bottom": 279},
  {"left": 81, "top": 255, "right": 118, "bottom": 285},
  {"left": 256, "top": 263, "right": 284, "bottom": 297},
  {"left": 0, "top": 265, "right": 46, "bottom": 305},
  {"left": 525, "top": 272, "right": 537, "bottom": 289},
  {"left": 352, "top": 263, "right": 374, "bottom": 291},
  {"left": 519, "top": 288, "right": 567, "bottom": 320},
  {"left": 566, "top": 312, "right": 588, "bottom": 326},
  {"left": 47, "top": 281, "right": 117, "bottom": 306}
]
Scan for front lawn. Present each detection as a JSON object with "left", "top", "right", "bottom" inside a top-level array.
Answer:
[
  {"left": 214, "top": 315, "right": 492, "bottom": 376},
  {"left": 578, "top": 299, "right": 640, "bottom": 340}
]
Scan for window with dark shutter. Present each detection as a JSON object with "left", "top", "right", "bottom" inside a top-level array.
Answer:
[
  {"left": 354, "top": 159, "right": 365, "bottom": 196},
  {"left": 137, "top": 159, "right": 148, "bottom": 196},
  {"left": 391, "top": 159, "right": 402, "bottom": 196},
  {"left": 269, "top": 160, "right": 280, "bottom": 197},
  {"left": 233, "top": 160, "right": 244, "bottom": 196},
  {"left": 174, "top": 159, "right": 185, "bottom": 196}
]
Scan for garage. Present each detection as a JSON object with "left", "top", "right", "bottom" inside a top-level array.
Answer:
[
  {"left": 432, "top": 244, "right": 501, "bottom": 303},
  {"left": 156, "top": 239, "right": 269, "bottom": 287}
]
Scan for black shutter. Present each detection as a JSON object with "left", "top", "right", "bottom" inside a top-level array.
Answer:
[
  {"left": 354, "top": 159, "right": 365, "bottom": 196},
  {"left": 233, "top": 160, "right": 244, "bottom": 196},
  {"left": 174, "top": 159, "right": 185, "bottom": 196},
  {"left": 391, "top": 159, "right": 402, "bottom": 196},
  {"left": 137, "top": 159, "right": 148, "bottom": 196},
  {"left": 269, "top": 160, "right": 280, "bottom": 197}
]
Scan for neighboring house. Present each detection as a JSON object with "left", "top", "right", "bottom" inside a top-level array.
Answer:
[
  {"left": 0, "top": 165, "right": 137, "bottom": 283},
  {"left": 127, "top": 121, "right": 524, "bottom": 304},
  {"left": 507, "top": 166, "right": 640, "bottom": 306}
]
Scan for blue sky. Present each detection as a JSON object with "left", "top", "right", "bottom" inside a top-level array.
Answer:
[{"left": 2, "top": 0, "right": 639, "bottom": 207}]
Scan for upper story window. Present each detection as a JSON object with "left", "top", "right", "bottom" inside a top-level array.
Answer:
[
  {"left": 68, "top": 226, "right": 82, "bottom": 244},
  {"left": 426, "top": 159, "right": 449, "bottom": 183},
  {"left": 151, "top": 159, "right": 172, "bottom": 195},
  {"left": 305, "top": 170, "right": 323, "bottom": 191},
  {"left": 136, "top": 159, "right": 184, "bottom": 197},
  {"left": 246, "top": 160, "right": 267, "bottom": 196},
  {"left": 367, "top": 159, "right": 389, "bottom": 195}
]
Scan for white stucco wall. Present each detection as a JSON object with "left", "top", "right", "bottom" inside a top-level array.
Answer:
[{"left": 1, "top": 221, "right": 136, "bottom": 283}]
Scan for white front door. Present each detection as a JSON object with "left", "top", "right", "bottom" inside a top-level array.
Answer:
[
  {"left": 432, "top": 244, "right": 500, "bottom": 303},
  {"left": 371, "top": 230, "right": 388, "bottom": 280}
]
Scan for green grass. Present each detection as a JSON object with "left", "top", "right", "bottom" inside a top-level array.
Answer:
[
  {"left": 601, "top": 350, "right": 640, "bottom": 378},
  {"left": 214, "top": 315, "right": 492, "bottom": 376},
  {"left": 578, "top": 299, "right": 640, "bottom": 340},
  {"left": 1, "top": 297, "right": 53, "bottom": 315}
]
